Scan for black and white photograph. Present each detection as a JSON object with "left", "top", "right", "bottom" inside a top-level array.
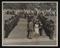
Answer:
[{"left": 2, "top": 1, "right": 58, "bottom": 46}]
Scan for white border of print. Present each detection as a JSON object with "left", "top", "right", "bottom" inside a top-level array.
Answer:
[{"left": 2, "top": 1, "right": 58, "bottom": 47}]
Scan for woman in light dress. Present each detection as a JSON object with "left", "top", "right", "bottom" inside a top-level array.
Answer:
[
  {"left": 35, "top": 23, "right": 39, "bottom": 34},
  {"left": 34, "top": 19, "right": 40, "bottom": 38}
]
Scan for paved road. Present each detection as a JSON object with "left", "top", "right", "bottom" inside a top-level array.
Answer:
[
  {"left": 2, "top": 18, "right": 57, "bottom": 45},
  {"left": 3, "top": 38, "right": 56, "bottom": 45},
  {"left": 3, "top": 35, "right": 56, "bottom": 45},
  {"left": 7, "top": 18, "right": 50, "bottom": 39},
  {"left": 8, "top": 18, "right": 27, "bottom": 39}
]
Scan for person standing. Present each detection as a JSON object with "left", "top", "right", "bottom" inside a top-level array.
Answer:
[
  {"left": 28, "top": 21, "right": 33, "bottom": 39},
  {"left": 39, "top": 21, "right": 43, "bottom": 36},
  {"left": 27, "top": 15, "right": 33, "bottom": 39},
  {"left": 34, "top": 19, "right": 40, "bottom": 38}
]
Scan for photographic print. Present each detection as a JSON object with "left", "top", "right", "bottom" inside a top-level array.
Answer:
[{"left": 2, "top": 1, "right": 58, "bottom": 46}]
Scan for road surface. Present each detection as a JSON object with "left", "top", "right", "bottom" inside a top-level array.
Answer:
[{"left": 2, "top": 18, "right": 57, "bottom": 45}]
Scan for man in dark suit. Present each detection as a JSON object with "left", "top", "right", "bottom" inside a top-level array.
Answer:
[
  {"left": 39, "top": 21, "right": 43, "bottom": 36},
  {"left": 27, "top": 14, "right": 33, "bottom": 39}
]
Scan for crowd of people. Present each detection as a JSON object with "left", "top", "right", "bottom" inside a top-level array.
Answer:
[
  {"left": 4, "top": 8, "right": 55, "bottom": 39},
  {"left": 4, "top": 15, "right": 19, "bottom": 38},
  {"left": 26, "top": 12, "right": 55, "bottom": 40}
]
